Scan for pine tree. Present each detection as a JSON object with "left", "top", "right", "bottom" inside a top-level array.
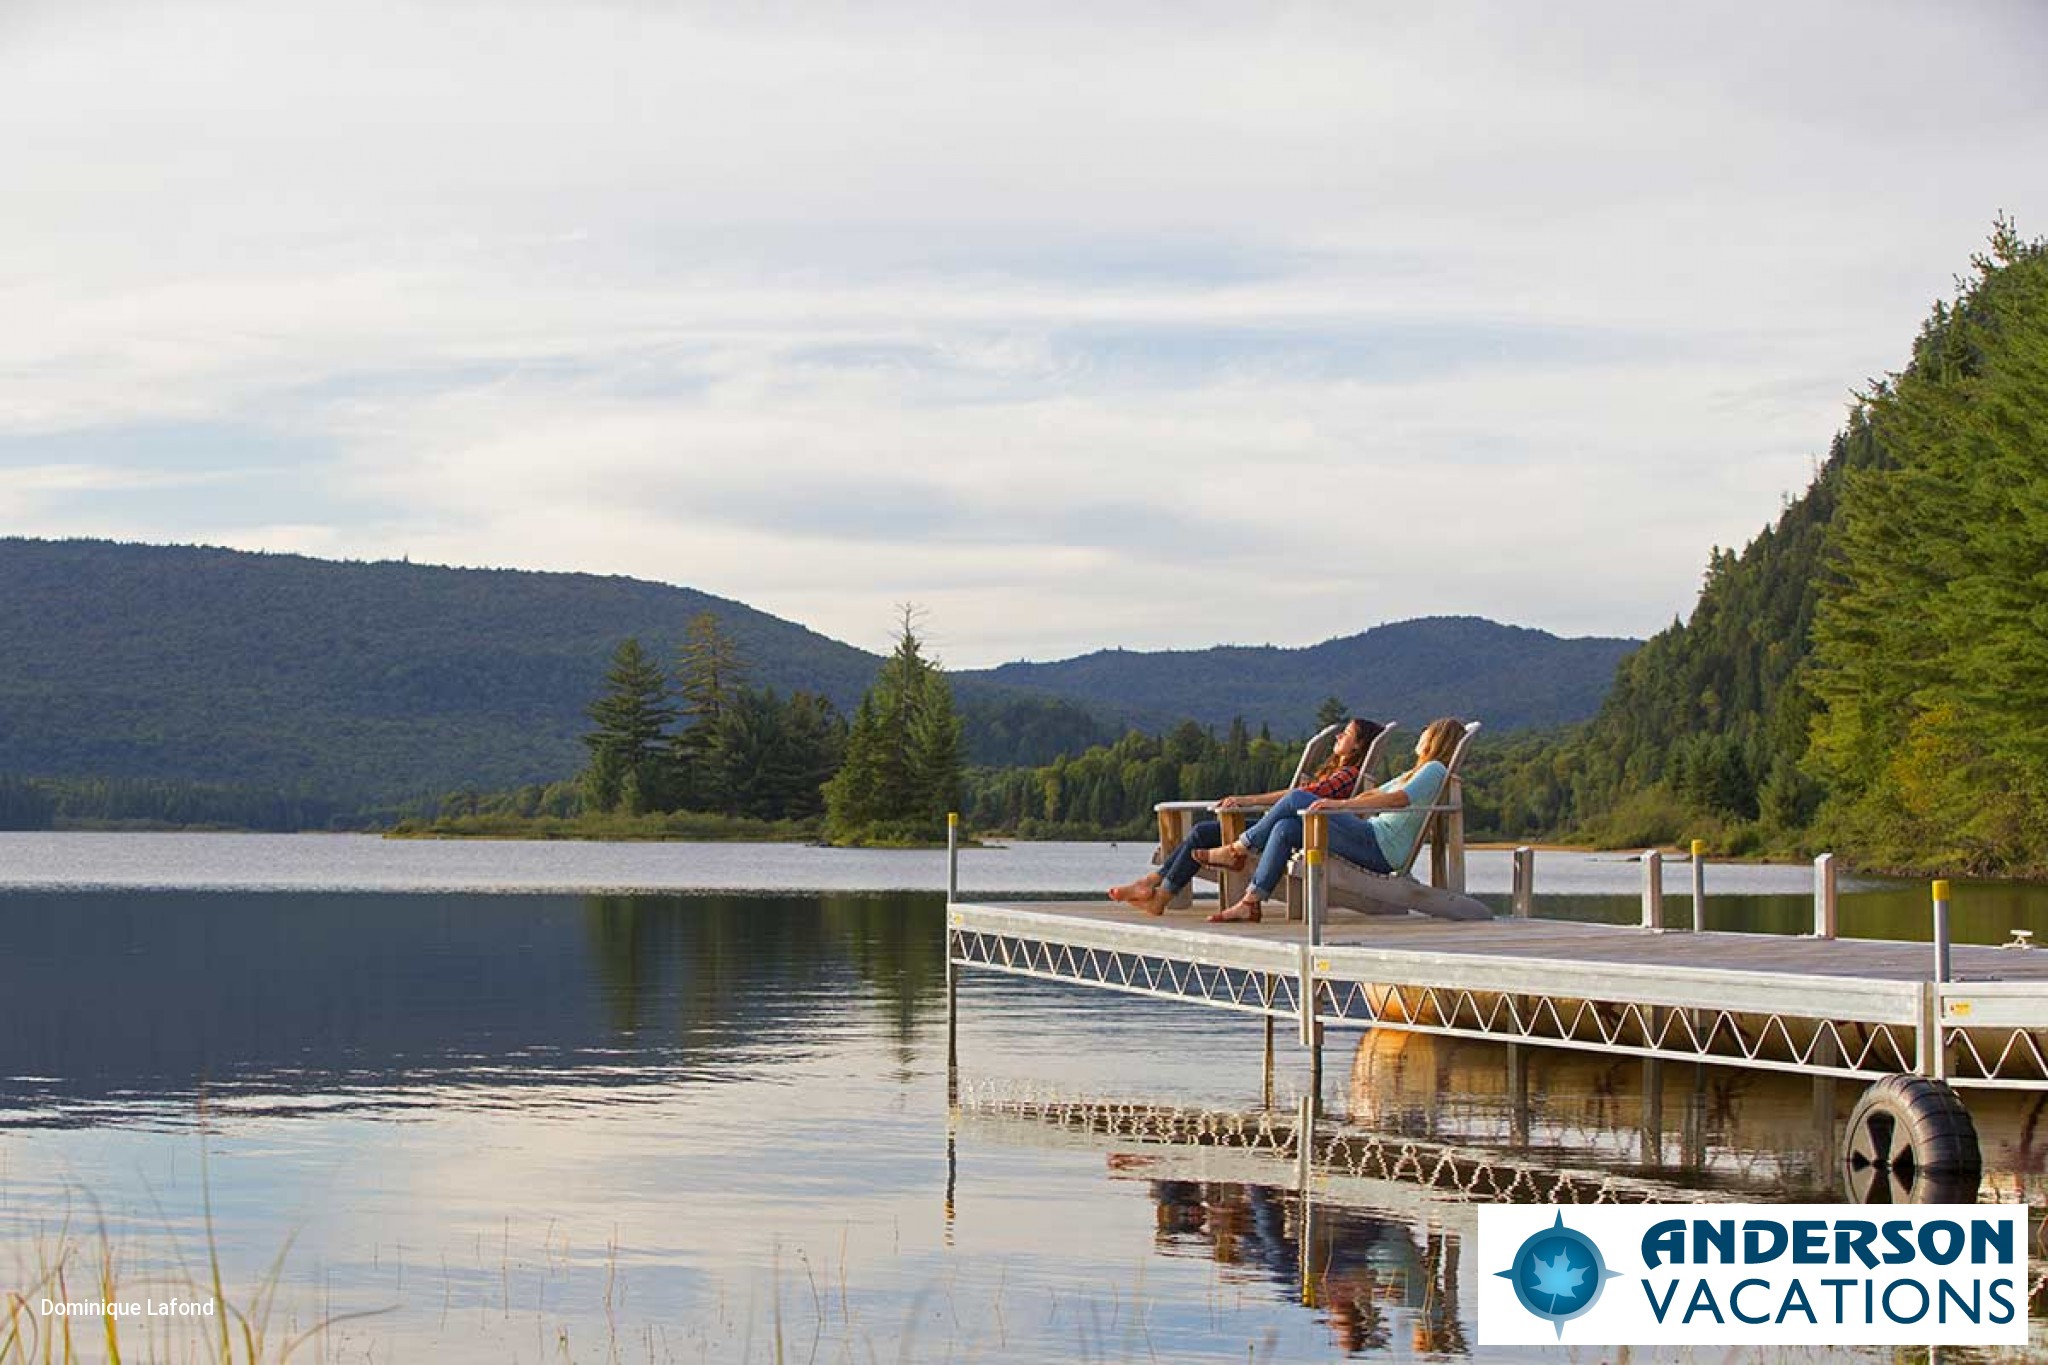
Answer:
[
  {"left": 581, "top": 638, "right": 676, "bottom": 814},
  {"left": 1314, "top": 696, "right": 1348, "bottom": 729},
  {"left": 673, "top": 611, "right": 747, "bottom": 810},
  {"left": 1808, "top": 219, "right": 2048, "bottom": 872},
  {"left": 824, "top": 607, "right": 964, "bottom": 841}
]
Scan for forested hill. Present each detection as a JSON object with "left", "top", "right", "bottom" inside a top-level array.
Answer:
[
  {"left": 1474, "top": 220, "right": 2048, "bottom": 875},
  {"left": 0, "top": 539, "right": 883, "bottom": 799},
  {"left": 963, "top": 617, "right": 1638, "bottom": 735},
  {"left": 0, "top": 539, "right": 1636, "bottom": 805}
]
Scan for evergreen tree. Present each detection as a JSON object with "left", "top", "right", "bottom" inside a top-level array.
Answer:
[
  {"left": 581, "top": 638, "right": 676, "bottom": 814},
  {"left": 1314, "top": 696, "right": 1348, "bottom": 729},
  {"left": 672, "top": 611, "right": 746, "bottom": 809},
  {"left": 1807, "top": 219, "right": 2048, "bottom": 872},
  {"left": 824, "top": 607, "right": 964, "bottom": 841}
]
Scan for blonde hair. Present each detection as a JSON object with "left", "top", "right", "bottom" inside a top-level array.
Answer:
[{"left": 1406, "top": 717, "right": 1465, "bottom": 775}]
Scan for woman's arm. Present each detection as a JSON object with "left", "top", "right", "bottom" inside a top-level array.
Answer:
[
  {"left": 1306, "top": 787, "right": 1409, "bottom": 815},
  {"left": 1216, "top": 788, "right": 1292, "bottom": 810},
  {"left": 1306, "top": 764, "right": 1434, "bottom": 814}
]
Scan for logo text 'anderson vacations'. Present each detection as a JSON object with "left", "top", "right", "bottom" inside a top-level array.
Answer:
[{"left": 1479, "top": 1205, "right": 2027, "bottom": 1346}]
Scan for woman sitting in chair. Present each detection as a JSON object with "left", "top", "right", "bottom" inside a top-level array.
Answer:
[
  {"left": 1203, "top": 716, "right": 1465, "bottom": 924},
  {"left": 1108, "top": 717, "right": 1376, "bottom": 918}
]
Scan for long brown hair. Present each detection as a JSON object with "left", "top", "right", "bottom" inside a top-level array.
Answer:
[{"left": 1311, "top": 718, "right": 1372, "bottom": 781}]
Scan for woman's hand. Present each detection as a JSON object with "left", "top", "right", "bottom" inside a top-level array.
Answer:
[
  {"left": 1306, "top": 798, "right": 1345, "bottom": 814},
  {"left": 1215, "top": 794, "right": 1246, "bottom": 810}
]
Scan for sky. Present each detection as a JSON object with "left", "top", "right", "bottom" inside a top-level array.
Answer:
[{"left": 3, "top": 1, "right": 2043, "bottom": 667}]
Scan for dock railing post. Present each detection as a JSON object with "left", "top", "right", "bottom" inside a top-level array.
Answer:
[
  {"left": 1932, "top": 878, "right": 1952, "bottom": 984},
  {"left": 1689, "top": 839, "right": 1706, "bottom": 932},
  {"left": 1303, "top": 812, "right": 1326, "bottom": 949},
  {"left": 1641, "top": 849, "right": 1664, "bottom": 931},
  {"left": 1813, "top": 853, "right": 1837, "bottom": 939},
  {"left": 1511, "top": 846, "right": 1534, "bottom": 918},
  {"left": 946, "top": 811, "right": 959, "bottom": 904}
]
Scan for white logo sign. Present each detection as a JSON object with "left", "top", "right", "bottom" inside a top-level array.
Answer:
[{"left": 1479, "top": 1205, "right": 2029, "bottom": 1346}]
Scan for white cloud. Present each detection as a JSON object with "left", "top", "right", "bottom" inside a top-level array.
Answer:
[{"left": 3, "top": 0, "right": 2042, "bottom": 662}]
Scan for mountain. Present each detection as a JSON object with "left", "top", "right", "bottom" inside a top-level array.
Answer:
[
  {"left": 0, "top": 538, "right": 1635, "bottom": 803},
  {"left": 961, "top": 616, "right": 1638, "bottom": 736},
  {"left": 0, "top": 538, "right": 881, "bottom": 800}
]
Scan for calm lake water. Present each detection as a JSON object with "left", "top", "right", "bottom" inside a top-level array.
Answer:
[{"left": 2, "top": 834, "right": 2046, "bottom": 1362}]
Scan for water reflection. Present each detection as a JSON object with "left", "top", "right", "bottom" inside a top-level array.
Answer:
[
  {"left": 1144, "top": 1178, "right": 1466, "bottom": 1355},
  {"left": 0, "top": 890, "right": 947, "bottom": 1125},
  {"left": 6, "top": 881, "right": 2048, "bottom": 1361}
]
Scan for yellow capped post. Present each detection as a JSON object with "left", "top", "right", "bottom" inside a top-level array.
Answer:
[{"left": 1932, "top": 879, "right": 1953, "bottom": 983}]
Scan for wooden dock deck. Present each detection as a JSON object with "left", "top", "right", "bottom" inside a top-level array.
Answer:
[{"left": 946, "top": 899, "right": 2048, "bottom": 1090}]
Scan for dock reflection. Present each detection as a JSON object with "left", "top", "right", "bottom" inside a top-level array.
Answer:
[{"left": 959, "top": 1028, "right": 2048, "bottom": 1352}]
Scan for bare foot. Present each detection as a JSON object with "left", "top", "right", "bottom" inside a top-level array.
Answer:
[
  {"left": 1207, "top": 895, "right": 1263, "bottom": 924},
  {"left": 1126, "top": 883, "right": 1171, "bottom": 917},
  {"left": 1108, "top": 874, "right": 1161, "bottom": 904}
]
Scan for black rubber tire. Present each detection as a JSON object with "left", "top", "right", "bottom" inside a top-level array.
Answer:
[{"left": 1841, "top": 1074, "right": 1982, "bottom": 1204}]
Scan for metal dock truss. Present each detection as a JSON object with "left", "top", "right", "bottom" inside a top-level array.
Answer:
[{"left": 947, "top": 902, "right": 2048, "bottom": 1086}]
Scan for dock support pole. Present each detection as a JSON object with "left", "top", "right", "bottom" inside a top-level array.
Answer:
[
  {"left": 946, "top": 812, "right": 959, "bottom": 1100},
  {"left": 1690, "top": 839, "right": 1707, "bottom": 932},
  {"left": 1932, "top": 878, "right": 1953, "bottom": 984},
  {"left": 1296, "top": 1093, "right": 1320, "bottom": 1308},
  {"left": 1641, "top": 850, "right": 1664, "bottom": 931},
  {"left": 1511, "top": 846, "right": 1534, "bottom": 918},
  {"left": 1813, "top": 853, "right": 1837, "bottom": 939},
  {"left": 1300, "top": 814, "right": 1326, "bottom": 1051},
  {"left": 1641, "top": 1057, "right": 1664, "bottom": 1168},
  {"left": 1263, "top": 1009, "right": 1276, "bottom": 1109},
  {"left": 1507, "top": 1044, "right": 1529, "bottom": 1145}
]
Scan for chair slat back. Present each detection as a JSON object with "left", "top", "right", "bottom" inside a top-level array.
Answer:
[
  {"left": 1393, "top": 720, "right": 1483, "bottom": 878},
  {"left": 1350, "top": 721, "right": 1399, "bottom": 796}
]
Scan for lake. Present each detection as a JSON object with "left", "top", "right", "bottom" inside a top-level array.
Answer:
[{"left": 2, "top": 834, "right": 2045, "bottom": 1362}]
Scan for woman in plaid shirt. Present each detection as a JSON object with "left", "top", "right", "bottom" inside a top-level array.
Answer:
[{"left": 1108, "top": 717, "right": 1374, "bottom": 918}]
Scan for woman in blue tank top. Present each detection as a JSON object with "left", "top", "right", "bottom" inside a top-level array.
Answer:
[{"left": 1206, "top": 716, "right": 1465, "bottom": 924}]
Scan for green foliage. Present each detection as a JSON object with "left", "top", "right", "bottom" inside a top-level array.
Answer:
[
  {"left": 581, "top": 638, "right": 677, "bottom": 814},
  {"left": 963, "top": 721, "right": 1303, "bottom": 838},
  {"left": 953, "top": 692, "right": 1120, "bottom": 766},
  {"left": 575, "top": 624, "right": 846, "bottom": 824},
  {"left": 973, "top": 617, "right": 1637, "bottom": 735},
  {"left": 1314, "top": 695, "right": 1348, "bottom": 729},
  {"left": 824, "top": 611, "right": 967, "bottom": 843},
  {"left": 1472, "top": 219, "right": 2048, "bottom": 876},
  {"left": 1807, "top": 220, "right": 2048, "bottom": 873},
  {"left": 0, "top": 775, "right": 342, "bottom": 830},
  {"left": 672, "top": 611, "right": 747, "bottom": 807},
  {"left": 0, "top": 539, "right": 886, "bottom": 802},
  {"left": 0, "top": 776, "right": 56, "bottom": 830}
]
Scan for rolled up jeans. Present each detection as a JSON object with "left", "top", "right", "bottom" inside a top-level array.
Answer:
[
  {"left": 1249, "top": 806, "right": 1393, "bottom": 898},
  {"left": 1158, "top": 818, "right": 1224, "bottom": 893}
]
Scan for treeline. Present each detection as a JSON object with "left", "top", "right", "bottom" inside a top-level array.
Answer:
[
  {"left": 398, "top": 608, "right": 968, "bottom": 845},
  {"left": 0, "top": 775, "right": 344, "bottom": 831},
  {"left": 577, "top": 612, "right": 846, "bottom": 824},
  {"left": 1471, "top": 220, "right": 2048, "bottom": 874},
  {"left": 965, "top": 700, "right": 1353, "bottom": 837}
]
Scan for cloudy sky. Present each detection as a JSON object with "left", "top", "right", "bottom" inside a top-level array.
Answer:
[{"left": 3, "top": 1, "right": 2042, "bottom": 665}]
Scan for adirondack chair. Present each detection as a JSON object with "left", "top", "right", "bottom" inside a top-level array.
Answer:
[
  {"left": 1282, "top": 720, "right": 1489, "bottom": 923},
  {"left": 1151, "top": 720, "right": 1398, "bottom": 911}
]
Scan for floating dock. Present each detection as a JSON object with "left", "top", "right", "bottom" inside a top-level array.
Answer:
[{"left": 946, "top": 899, "right": 2048, "bottom": 1087}]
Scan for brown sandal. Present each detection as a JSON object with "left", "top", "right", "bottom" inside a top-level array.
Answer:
[
  {"left": 1192, "top": 843, "right": 1250, "bottom": 872},
  {"left": 1207, "top": 895, "right": 1262, "bottom": 924}
]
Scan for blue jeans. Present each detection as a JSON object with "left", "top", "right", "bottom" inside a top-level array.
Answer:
[
  {"left": 1244, "top": 799, "right": 1393, "bottom": 897},
  {"left": 1158, "top": 818, "right": 1223, "bottom": 893}
]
